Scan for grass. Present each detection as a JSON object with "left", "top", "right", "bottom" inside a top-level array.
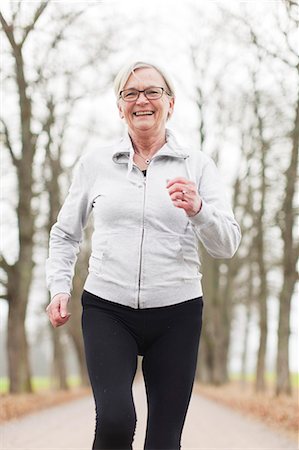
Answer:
[
  {"left": 1, "top": 372, "right": 297, "bottom": 394},
  {"left": 0, "top": 376, "right": 82, "bottom": 394},
  {"left": 229, "top": 372, "right": 299, "bottom": 388}
]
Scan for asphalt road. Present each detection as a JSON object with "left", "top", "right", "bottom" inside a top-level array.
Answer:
[{"left": 0, "top": 380, "right": 297, "bottom": 450}]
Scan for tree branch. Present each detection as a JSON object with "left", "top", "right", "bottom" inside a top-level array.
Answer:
[
  {"left": 272, "top": 5, "right": 299, "bottom": 60},
  {"left": 20, "top": 1, "right": 50, "bottom": 47},
  {"left": 0, "top": 118, "right": 20, "bottom": 167},
  {"left": 0, "top": 254, "right": 12, "bottom": 274},
  {"left": 0, "top": 11, "right": 18, "bottom": 51},
  {"left": 219, "top": 5, "right": 297, "bottom": 68},
  {"left": 11, "top": 1, "right": 22, "bottom": 24}
]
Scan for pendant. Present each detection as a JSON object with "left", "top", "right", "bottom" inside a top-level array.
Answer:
[{"left": 145, "top": 159, "right": 151, "bottom": 165}]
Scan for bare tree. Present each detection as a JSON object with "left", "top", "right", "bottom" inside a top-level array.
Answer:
[
  {"left": 251, "top": 67, "right": 269, "bottom": 392},
  {"left": 188, "top": 1, "right": 298, "bottom": 390},
  {"left": 0, "top": 0, "right": 121, "bottom": 393},
  {"left": 188, "top": 31, "right": 243, "bottom": 384},
  {"left": 242, "top": 0, "right": 299, "bottom": 396},
  {"left": 276, "top": 75, "right": 298, "bottom": 395},
  {"left": 0, "top": 2, "right": 50, "bottom": 393}
]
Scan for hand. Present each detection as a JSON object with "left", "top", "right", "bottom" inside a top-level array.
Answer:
[
  {"left": 46, "top": 293, "right": 71, "bottom": 328},
  {"left": 166, "top": 177, "right": 202, "bottom": 217}
]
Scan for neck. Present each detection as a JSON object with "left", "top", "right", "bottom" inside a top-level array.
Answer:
[{"left": 129, "top": 128, "right": 167, "bottom": 157}]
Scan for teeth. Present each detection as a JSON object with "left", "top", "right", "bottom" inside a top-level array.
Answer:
[{"left": 134, "top": 111, "right": 154, "bottom": 116}]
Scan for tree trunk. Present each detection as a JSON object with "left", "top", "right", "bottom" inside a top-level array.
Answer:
[
  {"left": 51, "top": 327, "right": 69, "bottom": 390},
  {"left": 255, "top": 179, "right": 268, "bottom": 392},
  {"left": 241, "top": 264, "right": 254, "bottom": 387},
  {"left": 276, "top": 88, "right": 299, "bottom": 396},
  {"left": 0, "top": 12, "right": 39, "bottom": 393},
  {"left": 197, "top": 249, "right": 231, "bottom": 385},
  {"left": 47, "top": 166, "right": 70, "bottom": 390},
  {"left": 252, "top": 75, "right": 269, "bottom": 393},
  {"left": 6, "top": 264, "right": 32, "bottom": 393},
  {"left": 67, "top": 227, "right": 93, "bottom": 387},
  {"left": 6, "top": 162, "right": 35, "bottom": 393}
]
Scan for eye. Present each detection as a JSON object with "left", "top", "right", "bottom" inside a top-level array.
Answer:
[
  {"left": 124, "top": 90, "right": 137, "bottom": 98},
  {"left": 146, "top": 88, "right": 160, "bottom": 95}
]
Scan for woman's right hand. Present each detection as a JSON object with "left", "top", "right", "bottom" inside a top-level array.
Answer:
[{"left": 46, "top": 293, "right": 71, "bottom": 328}]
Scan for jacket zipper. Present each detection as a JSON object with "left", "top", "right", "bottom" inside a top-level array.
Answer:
[{"left": 137, "top": 171, "right": 147, "bottom": 308}]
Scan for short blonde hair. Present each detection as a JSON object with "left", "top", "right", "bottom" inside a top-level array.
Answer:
[{"left": 114, "top": 61, "right": 176, "bottom": 101}]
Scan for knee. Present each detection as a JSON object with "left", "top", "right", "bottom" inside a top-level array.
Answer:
[{"left": 94, "top": 408, "right": 136, "bottom": 449}]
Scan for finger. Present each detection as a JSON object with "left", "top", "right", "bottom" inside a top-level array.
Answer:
[
  {"left": 167, "top": 183, "right": 189, "bottom": 195},
  {"left": 52, "top": 314, "right": 71, "bottom": 328},
  {"left": 166, "top": 177, "right": 189, "bottom": 188},
  {"left": 46, "top": 304, "right": 58, "bottom": 322},
  {"left": 170, "top": 191, "right": 190, "bottom": 202},
  {"left": 59, "top": 297, "right": 69, "bottom": 318},
  {"left": 57, "top": 314, "right": 71, "bottom": 325},
  {"left": 48, "top": 302, "right": 64, "bottom": 323}
]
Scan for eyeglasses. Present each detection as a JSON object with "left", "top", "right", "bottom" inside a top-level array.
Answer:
[{"left": 119, "top": 86, "right": 170, "bottom": 102}]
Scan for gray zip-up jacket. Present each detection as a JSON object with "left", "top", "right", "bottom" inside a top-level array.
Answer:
[{"left": 46, "top": 129, "right": 241, "bottom": 309}]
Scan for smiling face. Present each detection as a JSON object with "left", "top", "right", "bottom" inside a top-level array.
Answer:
[{"left": 118, "top": 67, "right": 175, "bottom": 135}]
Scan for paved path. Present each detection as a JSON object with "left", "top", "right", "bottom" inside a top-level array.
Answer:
[{"left": 0, "top": 380, "right": 297, "bottom": 450}]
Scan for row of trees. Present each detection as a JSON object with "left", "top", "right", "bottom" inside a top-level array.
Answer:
[
  {"left": 1, "top": 1, "right": 119, "bottom": 392},
  {"left": 1, "top": 0, "right": 297, "bottom": 395},
  {"left": 191, "top": 1, "right": 298, "bottom": 394}
]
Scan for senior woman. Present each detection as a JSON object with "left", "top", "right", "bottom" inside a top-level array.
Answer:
[{"left": 46, "top": 61, "right": 241, "bottom": 450}]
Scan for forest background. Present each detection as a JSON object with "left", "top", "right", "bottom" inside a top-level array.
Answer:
[{"left": 0, "top": 0, "right": 298, "bottom": 399}]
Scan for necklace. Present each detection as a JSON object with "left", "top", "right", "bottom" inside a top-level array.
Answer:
[{"left": 134, "top": 151, "right": 151, "bottom": 165}]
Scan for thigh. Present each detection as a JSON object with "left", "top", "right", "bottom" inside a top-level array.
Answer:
[
  {"left": 142, "top": 298, "right": 203, "bottom": 449},
  {"left": 81, "top": 291, "right": 138, "bottom": 407}
]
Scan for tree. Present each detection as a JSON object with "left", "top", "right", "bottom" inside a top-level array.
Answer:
[
  {"left": 275, "top": 0, "right": 299, "bottom": 395},
  {"left": 0, "top": 2, "right": 50, "bottom": 392},
  {"left": 233, "top": 0, "right": 299, "bottom": 395},
  {"left": 187, "top": 19, "right": 243, "bottom": 384},
  {"left": 188, "top": 0, "right": 298, "bottom": 389},
  {"left": 0, "top": 0, "right": 120, "bottom": 392}
]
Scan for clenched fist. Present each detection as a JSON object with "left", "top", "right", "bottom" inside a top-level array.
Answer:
[
  {"left": 46, "top": 293, "right": 71, "bottom": 328},
  {"left": 166, "top": 177, "right": 202, "bottom": 217}
]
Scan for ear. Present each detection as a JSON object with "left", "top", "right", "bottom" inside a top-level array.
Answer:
[
  {"left": 167, "top": 97, "right": 175, "bottom": 120},
  {"left": 118, "top": 102, "right": 124, "bottom": 119}
]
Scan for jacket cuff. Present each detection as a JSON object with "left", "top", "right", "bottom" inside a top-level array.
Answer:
[
  {"left": 188, "top": 200, "right": 214, "bottom": 228},
  {"left": 50, "top": 284, "right": 71, "bottom": 301}
]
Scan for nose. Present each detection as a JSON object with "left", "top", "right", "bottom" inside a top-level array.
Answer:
[{"left": 136, "top": 91, "right": 149, "bottom": 104}]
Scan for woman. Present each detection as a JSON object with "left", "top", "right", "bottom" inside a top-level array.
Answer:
[{"left": 46, "top": 61, "right": 241, "bottom": 450}]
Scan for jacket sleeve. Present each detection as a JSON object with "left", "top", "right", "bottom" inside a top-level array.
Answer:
[
  {"left": 188, "top": 154, "right": 241, "bottom": 258},
  {"left": 45, "top": 160, "right": 92, "bottom": 299}
]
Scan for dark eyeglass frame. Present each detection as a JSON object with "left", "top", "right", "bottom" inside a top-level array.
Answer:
[{"left": 119, "top": 86, "right": 171, "bottom": 102}]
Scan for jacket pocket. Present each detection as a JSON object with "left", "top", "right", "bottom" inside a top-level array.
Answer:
[
  {"left": 88, "top": 240, "right": 108, "bottom": 275},
  {"left": 179, "top": 235, "right": 202, "bottom": 280},
  {"left": 142, "top": 233, "right": 185, "bottom": 286},
  {"left": 95, "top": 230, "right": 140, "bottom": 287}
]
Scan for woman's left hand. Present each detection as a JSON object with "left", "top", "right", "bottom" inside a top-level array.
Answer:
[{"left": 166, "top": 177, "right": 202, "bottom": 217}]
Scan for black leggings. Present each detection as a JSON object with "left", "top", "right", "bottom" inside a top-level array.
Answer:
[{"left": 81, "top": 290, "right": 203, "bottom": 450}]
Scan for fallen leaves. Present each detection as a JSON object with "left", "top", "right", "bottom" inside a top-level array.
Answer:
[
  {"left": 194, "top": 381, "right": 298, "bottom": 441},
  {"left": 0, "top": 387, "right": 91, "bottom": 423}
]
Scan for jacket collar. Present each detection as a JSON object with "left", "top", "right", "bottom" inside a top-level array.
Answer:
[{"left": 112, "top": 128, "right": 189, "bottom": 165}]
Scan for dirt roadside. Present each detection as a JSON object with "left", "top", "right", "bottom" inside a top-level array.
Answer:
[
  {"left": 1, "top": 380, "right": 298, "bottom": 443},
  {"left": 194, "top": 382, "right": 298, "bottom": 442},
  {"left": 0, "top": 381, "right": 297, "bottom": 450}
]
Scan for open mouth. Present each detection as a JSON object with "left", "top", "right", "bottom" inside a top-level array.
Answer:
[{"left": 133, "top": 111, "right": 154, "bottom": 116}]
